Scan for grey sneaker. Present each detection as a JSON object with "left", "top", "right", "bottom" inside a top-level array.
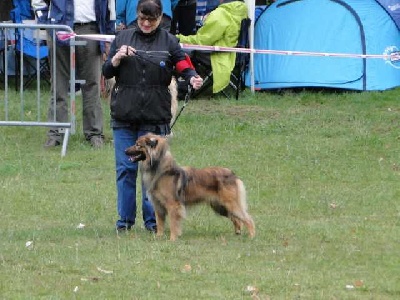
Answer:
[
  {"left": 44, "top": 138, "right": 61, "bottom": 148},
  {"left": 89, "top": 136, "right": 104, "bottom": 149},
  {"left": 116, "top": 225, "right": 132, "bottom": 234}
]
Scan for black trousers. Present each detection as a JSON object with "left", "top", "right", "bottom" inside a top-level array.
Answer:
[{"left": 170, "top": 1, "right": 197, "bottom": 35}]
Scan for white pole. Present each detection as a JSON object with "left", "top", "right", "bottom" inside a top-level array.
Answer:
[{"left": 245, "top": 0, "right": 255, "bottom": 93}]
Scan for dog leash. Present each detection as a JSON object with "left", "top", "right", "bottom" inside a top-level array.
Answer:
[{"left": 170, "top": 85, "right": 192, "bottom": 129}]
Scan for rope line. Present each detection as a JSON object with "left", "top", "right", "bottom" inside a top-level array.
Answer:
[{"left": 56, "top": 32, "right": 399, "bottom": 61}]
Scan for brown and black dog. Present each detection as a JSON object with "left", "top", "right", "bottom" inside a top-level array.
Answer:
[{"left": 125, "top": 134, "right": 255, "bottom": 241}]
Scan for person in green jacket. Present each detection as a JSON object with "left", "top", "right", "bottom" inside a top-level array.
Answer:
[{"left": 177, "top": 0, "right": 248, "bottom": 94}]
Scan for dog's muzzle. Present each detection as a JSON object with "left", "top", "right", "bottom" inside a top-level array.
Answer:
[{"left": 125, "top": 148, "right": 146, "bottom": 162}]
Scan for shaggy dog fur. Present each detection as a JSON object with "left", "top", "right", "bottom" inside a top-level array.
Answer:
[{"left": 125, "top": 134, "right": 256, "bottom": 241}]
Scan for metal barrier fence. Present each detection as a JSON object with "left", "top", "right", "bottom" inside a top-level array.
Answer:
[{"left": 0, "top": 23, "right": 79, "bottom": 157}]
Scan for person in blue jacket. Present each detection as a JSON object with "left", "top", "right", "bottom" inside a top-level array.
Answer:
[
  {"left": 32, "top": 0, "right": 115, "bottom": 148},
  {"left": 116, "top": 0, "right": 178, "bottom": 31}
]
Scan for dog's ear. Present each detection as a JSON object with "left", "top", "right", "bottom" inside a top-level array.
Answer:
[{"left": 147, "top": 137, "right": 158, "bottom": 148}]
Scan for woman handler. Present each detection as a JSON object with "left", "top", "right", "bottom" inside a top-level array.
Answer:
[{"left": 103, "top": 0, "right": 203, "bottom": 232}]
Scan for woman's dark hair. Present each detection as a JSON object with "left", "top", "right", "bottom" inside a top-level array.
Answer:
[{"left": 137, "top": 0, "right": 163, "bottom": 18}]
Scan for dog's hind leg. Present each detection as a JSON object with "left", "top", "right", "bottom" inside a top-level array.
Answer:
[
  {"left": 229, "top": 207, "right": 255, "bottom": 238},
  {"left": 229, "top": 209, "right": 255, "bottom": 238},
  {"left": 210, "top": 201, "right": 242, "bottom": 235},
  {"left": 221, "top": 180, "right": 256, "bottom": 238},
  {"left": 230, "top": 216, "right": 243, "bottom": 235},
  {"left": 241, "top": 214, "right": 256, "bottom": 238}
]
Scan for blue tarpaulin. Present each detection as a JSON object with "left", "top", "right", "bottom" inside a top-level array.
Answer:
[
  {"left": 246, "top": 0, "right": 400, "bottom": 91},
  {"left": 377, "top": 0, "right": 400, "bottom": 30}
]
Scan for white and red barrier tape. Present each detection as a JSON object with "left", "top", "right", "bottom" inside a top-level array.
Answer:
[{"left": 56, "top": 32, "right": 399, "bottom": 61}]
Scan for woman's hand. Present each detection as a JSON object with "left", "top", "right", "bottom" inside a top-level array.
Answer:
[
  {"left": 111, "top": 45, "right": 136, "bottom": 67},
  {"left": 190, "top": 76, "right": 203, "bottom": 90}
]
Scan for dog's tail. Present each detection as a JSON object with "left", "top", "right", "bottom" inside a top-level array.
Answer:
[
  {"left": 169, "top": 76, "right": 178, "bottom": 127},
  {"left": 237, "top": 179, "right": 248, "bottom": 211},
  {"left": 237, "top": 178, "right": 256, "bottom": 238}
]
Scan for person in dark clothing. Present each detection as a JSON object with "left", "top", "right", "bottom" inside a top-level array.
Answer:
[
  {"left": 102, "top": 0, "right": 203, "bottom": 233},
  {"left": 33, "top": 0, "right": 115, "bottom": 148},
  {"left": 170, "top": 0, "right": 197, "bottom": 35}
]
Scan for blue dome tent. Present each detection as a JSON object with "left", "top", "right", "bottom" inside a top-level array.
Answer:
[{"left": 245, "top": 0, "right": 400, "bottom": 91}]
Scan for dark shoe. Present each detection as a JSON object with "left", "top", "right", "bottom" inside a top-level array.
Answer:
[
  {"left": 116, "top": 226, "right": 131, "bottom": 233},
  {"left": 145, "top": 225, "right": 157, "bottom": 233},
  {"left": 44, "top": 138, "right": 61, "bottom": 148},
  {"left": 89, "top": 136, "right": 104, "bottom": 149}
]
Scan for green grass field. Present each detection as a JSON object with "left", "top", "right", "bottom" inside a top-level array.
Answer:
[{"left": 1, "top": 87, "right": 399, "bottom": 299}]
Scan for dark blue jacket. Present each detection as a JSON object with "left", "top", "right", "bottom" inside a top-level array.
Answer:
[{"left": 33, "top": 0, "right": 115, "bottom": 52}]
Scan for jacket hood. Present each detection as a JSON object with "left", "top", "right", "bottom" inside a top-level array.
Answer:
[{"left": 219, "top": 1, "right": 248, "bottom": 19}]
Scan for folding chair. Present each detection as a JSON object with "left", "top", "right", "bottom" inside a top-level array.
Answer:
[
  {"left": 190, "top": 17, "right": 251, "bottom": 100},
  {"left": 14, "top": 30, "right": 50, "bottom": 89},
  {"left": 230, "top": 17, "right": 251, "bottom": 99},
  {"left": 11, "top": 0, "right": 50, "bottom": 89}
]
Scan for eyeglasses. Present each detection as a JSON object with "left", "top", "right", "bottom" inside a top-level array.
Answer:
[{"left": 137, "top": 15, "right": 160, "bottom": 23}]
